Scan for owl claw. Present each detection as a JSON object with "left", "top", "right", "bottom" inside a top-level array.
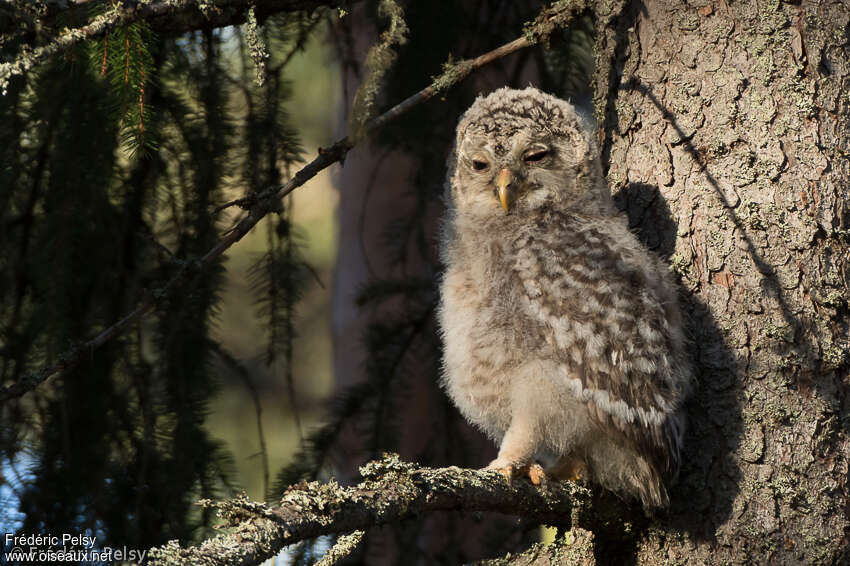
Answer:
[
  {"left": 496, "top": 466, "right": 513, "bottom": 482},
  {"left": 488, "top": 462, "right": 545, "bottom": 486},
  {"left": 528, "top": 463, "right": 546, "bottom": 486}
]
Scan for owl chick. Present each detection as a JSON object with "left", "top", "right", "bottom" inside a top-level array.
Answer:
[{"left": 438, "top": 87, "right": 690, "bottom": 510}]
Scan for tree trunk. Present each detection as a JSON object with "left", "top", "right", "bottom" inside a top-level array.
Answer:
[{"left": 596, "top": 0, "right": 849, "bottom": 563}]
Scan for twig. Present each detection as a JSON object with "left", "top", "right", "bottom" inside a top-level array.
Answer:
[
  {"left": 313, "top": 531, "right": 365, "bottom": 566},
  {"left": 0, "top": 0, "right": 587, "bottom": 402},
  {"left": 147, "top": 454, "right": 592, "bottom": 566}
]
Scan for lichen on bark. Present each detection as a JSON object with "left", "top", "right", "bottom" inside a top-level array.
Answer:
[
  {"left": 146, "top": 454, "right": 599, "bottom": 566},
  {"left": 595, "top": 0, "right": 849, "bottom": 563}
]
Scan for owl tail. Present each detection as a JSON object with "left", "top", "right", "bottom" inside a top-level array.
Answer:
[{"left": 582, "top": 444, "right": 671, "bottom": 511}]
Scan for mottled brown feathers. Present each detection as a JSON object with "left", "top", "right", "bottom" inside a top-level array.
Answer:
[{"left": 438, "top": 87, "right": 690, "bottom": 510}]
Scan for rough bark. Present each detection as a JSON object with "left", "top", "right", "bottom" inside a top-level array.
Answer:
[
  {"left": 147, "top": 454, "right": 595, "bottom": 566},
  {"left": 595, "top": 0, "right": 849, "bottom": 563}
]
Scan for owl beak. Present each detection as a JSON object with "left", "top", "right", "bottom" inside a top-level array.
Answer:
[{"left": 496, "top": 168, "right": 513, "bottom": 212}]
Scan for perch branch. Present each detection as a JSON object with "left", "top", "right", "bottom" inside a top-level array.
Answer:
[
  {"left": 147, "top": 454, "right": 593, "bottom": 566},
  {"left": 0, "top": 0, "right": 587, "bottom": 402}
]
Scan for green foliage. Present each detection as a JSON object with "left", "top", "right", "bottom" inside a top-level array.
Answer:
[
  {"left": 76, "top": 0, "right": 159, "bottom": 156},
  {"left": 0, "top": 7, "right": 321, "bottom": 553},
  {"left": 87, "top": 21, "right": 157, "bottom": 155},
  {"left": 0, "top": 30, "right": 239, "bottom": 547}
]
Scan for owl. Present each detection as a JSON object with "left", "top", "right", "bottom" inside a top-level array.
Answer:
[{"left": 437, "top": 87, "right": 690, "bottom": 510}]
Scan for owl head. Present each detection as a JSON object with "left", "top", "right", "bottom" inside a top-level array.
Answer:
[{"left": 447, "top": 87, "right": 614, "bottom": 219}]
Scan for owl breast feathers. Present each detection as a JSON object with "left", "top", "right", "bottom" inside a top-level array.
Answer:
[{"left": 438, "top": 87, "right": 690, "bottom": 510}]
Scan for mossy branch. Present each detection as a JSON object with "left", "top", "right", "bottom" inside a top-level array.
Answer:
[
  {"left": 0, "top": 0, "right": 348, "bottom": 93},
  {"left": 524, "top": 0, "right": 592, "bottom": 46},
  {"left": 147, "top": 454, "right": 593, "bottom": 566},
  {"left": 0, "top": 0, "right": 588, "bottom": 402},
  {"left": 348, "top": 0, "right": 409, "bottom": 141},
  {"left": 313, "top": 530, "right": 365, "bottom": 566},
  {"left": 244, "top": 6, "right": 269, "bottom": 86}
]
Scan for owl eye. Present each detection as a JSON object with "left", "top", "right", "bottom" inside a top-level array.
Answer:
[
  {"left": 471, "top": 159, "right": 490, "bottom": 172},
  {"left": 524, "top": 148, "right": 549, "bottom": 164}
]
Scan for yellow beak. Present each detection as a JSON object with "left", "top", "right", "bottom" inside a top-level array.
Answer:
[{"left": 496, "top": 168, "right": 512, "bottom": 212}]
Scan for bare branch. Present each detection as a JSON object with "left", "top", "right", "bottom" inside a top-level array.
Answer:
[
  {"left": 0, "top": 0, "right": 588, "bottom": 402},
  {"left": 146, "top": 454, "right": 593, "bottom": 566}
]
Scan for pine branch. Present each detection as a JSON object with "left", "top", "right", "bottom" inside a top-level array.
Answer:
[
  {"left": 1, "top": 0, "right": 351, "bottom": 50},
  {"left": 0, "top": 0, "right": 588, "bottom": 402},
  {"left": 147, "top": 454, "right": 594, "bottom": 566},
  {"left": 0, "top": 0, "right": 347, "bottom": 93}
]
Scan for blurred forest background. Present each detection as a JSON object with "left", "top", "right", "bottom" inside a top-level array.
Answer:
[
  {"left": 0, "top": 1, "right": 594, "bottom": 563},
  {"left": 1, "top": 6, "right": 342, "bottom": 542}
]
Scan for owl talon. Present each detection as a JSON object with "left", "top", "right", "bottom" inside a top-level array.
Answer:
[
  {"left": 528, "top": 463, "right": 545, "bottom": 486},
  {"left": 497, "top": 466, "right": 513, "bottom": 482},
  {"left": 488, "top": 462, "right": 545, "bottom": 486}
]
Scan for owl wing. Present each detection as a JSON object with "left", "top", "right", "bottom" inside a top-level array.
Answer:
[{"left": 513, "top": 215, "right": 688, "bottom": 476}]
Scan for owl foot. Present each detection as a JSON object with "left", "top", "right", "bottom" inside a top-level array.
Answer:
[
  {"left": 527, "top": 463, "right": 546, "bottom": 485},
  {"left": 487, "top": 461, "right": 546, "bottom": 486}
]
